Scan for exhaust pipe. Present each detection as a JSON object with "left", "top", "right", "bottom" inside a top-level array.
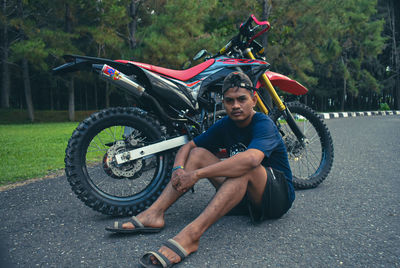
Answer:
[
  {"left": 97, "top": 64, "right": 195, "bottom": 125},
  {"left": 99, "top": 64, "right": 145, "bottom": 97},
  {"left": 98, "top": 64, "right": 168, "bottom": 119}
]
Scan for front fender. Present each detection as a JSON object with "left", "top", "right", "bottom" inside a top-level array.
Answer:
[{"left": 257, "top": 71, "right": 308, "bottom": 96}]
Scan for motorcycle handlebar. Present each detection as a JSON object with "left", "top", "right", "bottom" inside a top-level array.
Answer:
[
  {"left": 246, "top": 14, "right": 270, "bottom": 46},
  {"left": 218, "top": 14, "right": 270, "bottom": 56},
  {"left": 251, "top": 14, "right": 270, "bottom": 27}
]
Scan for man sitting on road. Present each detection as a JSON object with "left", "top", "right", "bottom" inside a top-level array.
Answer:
[{"left": 106, "top": 72, "right": 295, "bottom": 267}]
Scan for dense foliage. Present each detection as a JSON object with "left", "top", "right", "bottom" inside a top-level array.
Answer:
[{"left": 0, "top": 0, "right": 399, "bottom": 121}]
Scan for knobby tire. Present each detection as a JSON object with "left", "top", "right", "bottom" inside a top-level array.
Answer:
[
  {"left": 64, "top": 107, "right": 174, "bottom": 216},
  {"left": 269, "top": 102, "right": 334, "bottom": 189}
]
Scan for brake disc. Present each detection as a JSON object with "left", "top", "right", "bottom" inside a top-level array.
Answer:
[{"left": 103, "top": 141, "right": 143, "bottom": 179}]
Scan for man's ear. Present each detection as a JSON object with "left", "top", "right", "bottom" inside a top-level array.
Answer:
[{"left": 251, "top": 92, "right": 257, "bottom": 107}]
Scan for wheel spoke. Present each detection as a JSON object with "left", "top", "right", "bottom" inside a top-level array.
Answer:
[
  {"left": 303, "top": 148, "right": 318, "bottom": 172},
  {"left": 105, "top": 127, "right": 116, "bottom": 141},
  {"left": 96, "top": 133, "right": 108, "bottom": 148},
  {"left": 86, "top": 148, "right": 107, "bottom": 153},
  {"left": 277, "top": 108, "right": 326, "bottom": 181},
  {"left": 82, "top": 123, "right": 165, "bottom": 200},
  {"left": 306, "top": 130, "right": 319, "bottom": 144}
]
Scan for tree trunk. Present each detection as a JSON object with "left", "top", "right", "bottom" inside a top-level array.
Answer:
[
  {"left": 260, "top": 0, "right": 272, "bottom": 48},
  {"left": 65, "top": 3, "right": 72, "bottom": 33},
  {"left": 65, "top": 3, "right": 75, "bottom": 120},
  {"left": 68, "top": 77, "right": 75, "bottom": 121},
  {"left": 22, "top": 58, "right": 34, "bottom": 122},
  {"left": 390, "top": 0, "right": 400, "bottom": 109},
  {"left": 369, "top": 90, "right": 373, "bottom": 110},
  {"left": 319, "top": 95, "right": 324, "bottom": 112},
  {"left": 350, "top": 94, "right": 354, "bottom": 111},
  {"left": 50, "top": 86, "right": 54, "bottom": 110},
  {"left": 56, "top": 88, "right": 60, "bottom": 110},
  {"left": 128, "top": 0, "right": 141, "bottom": 49},
  {"left": 341, "top": 78, "right": 346, "bottom": 112},
  {"left": 1, "top": 0, "right": 10, "bottom": 108},
  {"left": 341, "top": 56, "right": 347, "bottom": 112},
  {"left": 259, "top": 0, "right": 273, "bottom": 109}
]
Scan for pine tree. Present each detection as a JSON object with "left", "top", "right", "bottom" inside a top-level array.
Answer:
[
  {"left": 0, "top": 0, "right": 11, "bottom": 108},
  {"left": 263, "top": 0, "right": 385, "bottom": 111}
]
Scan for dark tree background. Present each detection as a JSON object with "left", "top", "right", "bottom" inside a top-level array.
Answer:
[{"left": 0, "top": 0, "right": 398, "bottom": 121}]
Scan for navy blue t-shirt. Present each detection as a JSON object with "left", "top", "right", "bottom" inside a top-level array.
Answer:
[{"left": 193, "top": 112, "right": 295, "bottom": 203}]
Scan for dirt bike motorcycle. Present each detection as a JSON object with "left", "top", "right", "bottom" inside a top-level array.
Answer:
[{"left": 53, "top": 14, "right": 333, "bottom": 216}]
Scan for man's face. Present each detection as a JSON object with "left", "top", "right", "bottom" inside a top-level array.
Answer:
[{"left": 223, "top": 87, "right": 257, "bottom": 127}]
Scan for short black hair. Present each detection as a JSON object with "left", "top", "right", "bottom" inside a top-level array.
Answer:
[{"left": 222, "top": 72, "right": 254, "bottom": 95}]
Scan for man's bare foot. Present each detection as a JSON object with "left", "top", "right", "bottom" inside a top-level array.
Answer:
[
  {"left": 150, "top": 227, "right": 200, "bottom": 265},
  {"left": 122, "top": 209, "right": 164, "bottom": 230}
]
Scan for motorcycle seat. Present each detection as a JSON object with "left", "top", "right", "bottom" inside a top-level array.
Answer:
[{"left": 115, "top": 59, "right": 215, "bottom": 81}]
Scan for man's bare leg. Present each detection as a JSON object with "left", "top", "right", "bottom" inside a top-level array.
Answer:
[
  {"left": 152, "top": 162, "right": 268, "bottom": 265},
  {"left": 122, "top": 148, "right": 222, "bottom": 230}
]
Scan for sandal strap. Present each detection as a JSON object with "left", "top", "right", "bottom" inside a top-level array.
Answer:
[
  {"left": 130, "top": 216, "right": 144, "bottom": 228},
  {"left": 162, "top": 239, "right": 188, "bottom": 260},
  {"left": 113, "top": 221, "right": 122, "bottom": 229},
  {"left": 112, "top": 217, "right": 142, "bottom": 230},
  {"left": 145, "top": 251, "right": 171, "bottom": 268}
]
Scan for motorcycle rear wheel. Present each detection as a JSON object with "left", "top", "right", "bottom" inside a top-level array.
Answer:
[
  {"left": 269, "top": 102, "right": 334, "bottom": 189},
  {"left": 65, "top": 107, "right": 174, "bottom": 216}
]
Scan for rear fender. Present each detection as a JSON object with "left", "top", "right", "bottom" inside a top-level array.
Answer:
[
  {"left": 52, "top": 55, "right": 136, "bottom": 75},
  {"left": 257, "top": 71, "right": 308, "bottom": 96},
  {"left": 52, "top": 54, "right": 153, "bottom": 91}
]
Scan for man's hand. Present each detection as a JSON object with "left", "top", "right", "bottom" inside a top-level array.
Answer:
[{"left": 171, "top": 169, "right": 198, "bottom": 193}]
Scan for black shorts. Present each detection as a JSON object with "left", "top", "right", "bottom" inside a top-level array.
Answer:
[{"left": 227, "top": 167, "right": 292, "bottom": 223}]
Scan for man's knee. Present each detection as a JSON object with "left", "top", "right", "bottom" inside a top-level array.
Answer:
[
  {"left": 241, "top": 165, "right": 267, "bottom": 184},
  {"left": 187, "top": 147, "right": 219, "bottom": 168},
  {"left": 188, "top": 147, "right": 212, "bottom": 161}
]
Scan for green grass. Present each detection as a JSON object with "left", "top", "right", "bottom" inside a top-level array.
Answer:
[{"left": 0, "top": 122, "right": 79, "bottom": 186}]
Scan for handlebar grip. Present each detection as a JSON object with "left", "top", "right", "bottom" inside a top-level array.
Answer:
[
  {"left": 246, "top": 14, "right": 271, "bottom": 46},
  {"left": 250, "top": 14, "right": 270, "bottom": 27}
]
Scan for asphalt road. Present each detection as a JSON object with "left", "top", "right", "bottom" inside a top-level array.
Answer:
[{"left": 1, "top": 116, "right": 399, "bottom": 267}]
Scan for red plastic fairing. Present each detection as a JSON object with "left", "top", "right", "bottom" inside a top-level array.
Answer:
[
  {"left": 115, "top": 59, "right": 215, "bottom": 81},
  {"left": 257, "top": 71, "right": 308, "bottom": 96}
]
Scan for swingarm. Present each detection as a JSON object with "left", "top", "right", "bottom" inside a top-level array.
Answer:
[{"left": 115, "top": 135, "right": 189, "bottom": 164}]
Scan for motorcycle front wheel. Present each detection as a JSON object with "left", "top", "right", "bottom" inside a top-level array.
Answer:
[
  {"left": 65, "top": 107, "right": 174, "bottom": 216},
  {"left": 269, "top": 102, "right": 334, "bottom": 189}
]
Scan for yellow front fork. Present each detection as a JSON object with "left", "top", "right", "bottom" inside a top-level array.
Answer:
[{"left": 245, "top": 49, "right": 286, "bottom": 113}]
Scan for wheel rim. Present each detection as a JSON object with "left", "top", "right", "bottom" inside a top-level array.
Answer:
[
  {"left": 82, "top": 123, "right": 164, "bottom": 202},
  {"left": 277, "top": 113, "right": 324, "bottom": 180}
]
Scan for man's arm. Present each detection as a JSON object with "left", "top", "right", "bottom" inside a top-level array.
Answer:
[
  {"left": 169, "top": 140, "right": 197, "bottom": 191},
  {"left": 173, "top": 140, "right": 197, "bottom": 168},
  {"left": 173, "top": 147, "right": 265, "bottom": 193},
  {"left": 195, "top": 148, "right": 264, "bottom": 179}
]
